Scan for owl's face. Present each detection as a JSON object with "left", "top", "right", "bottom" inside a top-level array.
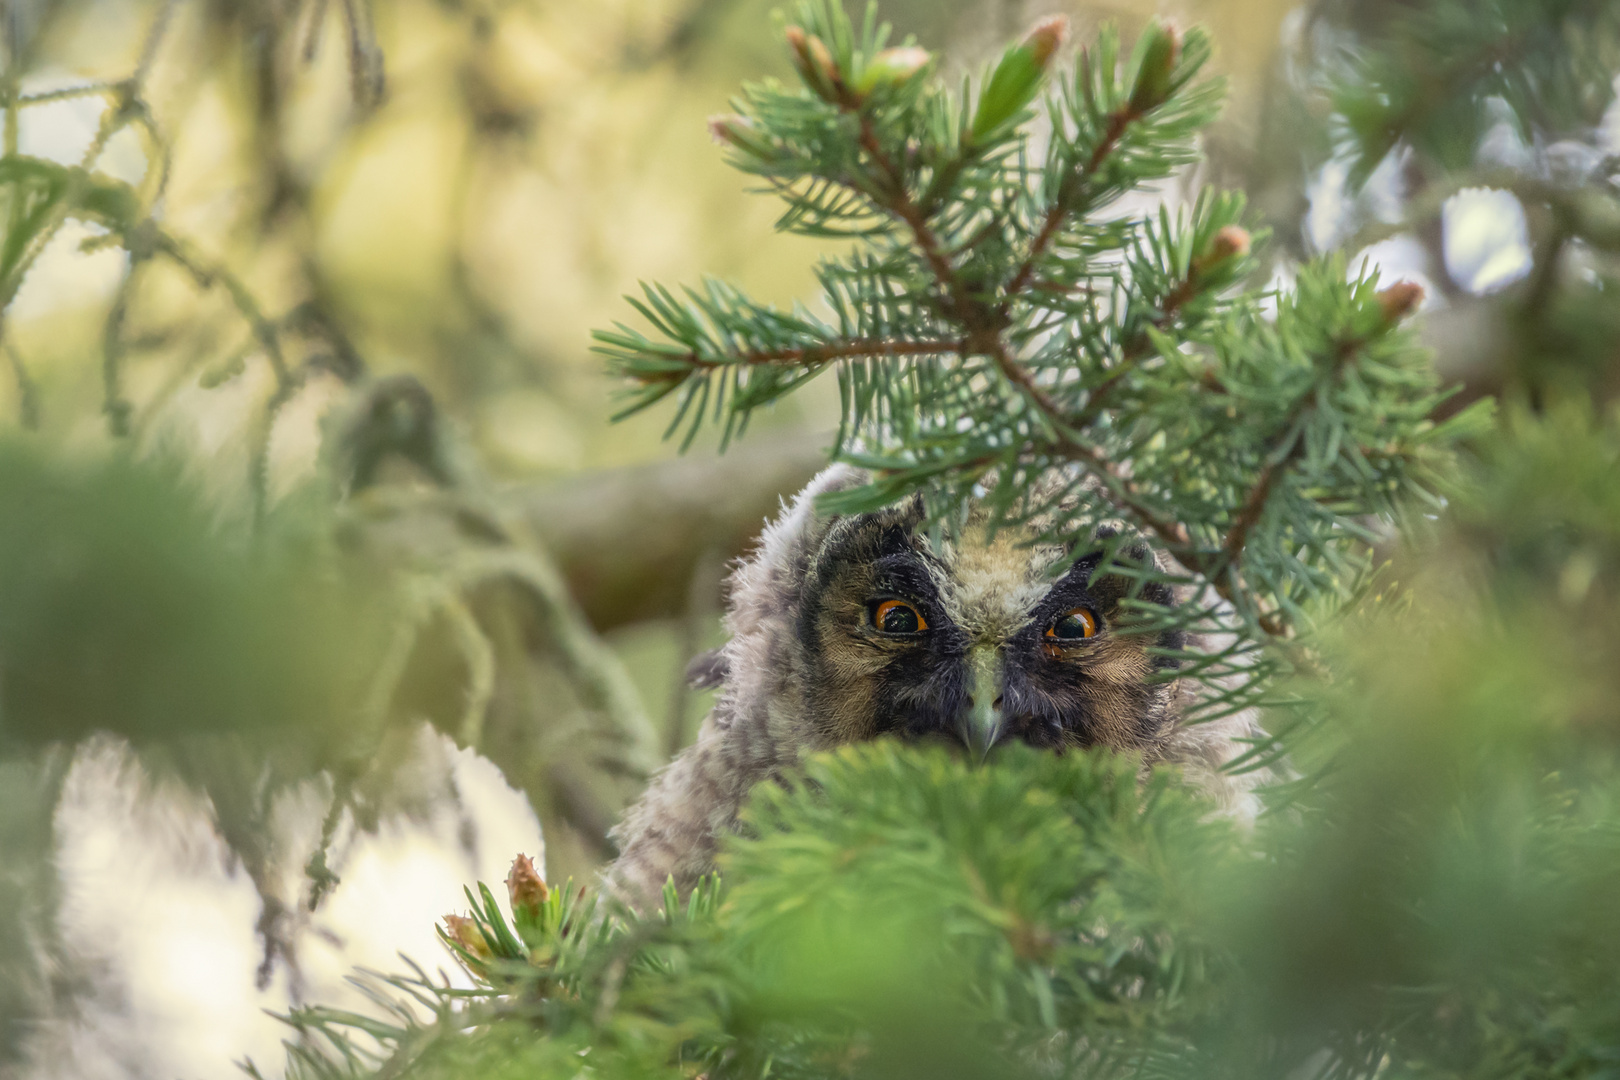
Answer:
[{"left": 792, "top": 498, "right": 1184, "bottom": 756}]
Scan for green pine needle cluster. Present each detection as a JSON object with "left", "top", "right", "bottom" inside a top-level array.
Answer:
[
  {"left": 262, "top": 745, "right": 1241, "bottom": 1080},
  {"left": 267, "top": 660, "right": 1620, "bottom": 1079}
]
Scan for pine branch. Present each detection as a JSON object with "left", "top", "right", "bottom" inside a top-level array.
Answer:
[
  {"left": 1004, "top": 104, "right": 1137, "bottom": 300},
  {"left": 854, "top": 106, "right": 986, "bottom": 329},
  {"left": 604, "top": 5, "right": 1447, "bottom": 702},
  {"left": 1075, "top": 272, "right": 1198, "bottom": 418},
  {"left": 1205, "top": 324, "right": 1390, "bottom": 632},
  {"left": 1042, "top": 431, "right": 1192, "bottom": 552},
  {"left": 655, "top": 336, "right": 961, "bottom": 377}
]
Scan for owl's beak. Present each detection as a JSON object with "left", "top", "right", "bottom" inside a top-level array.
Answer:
[{"left": 959, "top": 646, "right": 1005, "bottom": 762}]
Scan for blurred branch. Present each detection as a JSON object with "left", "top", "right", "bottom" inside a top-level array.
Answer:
[
  {"left": 329, "top": 376, "right": 672, "bottom": 872},
  {"left": 510, "top": 430, "right": 830, "bottom": 632},
  {"left": 3, "top": 341, "right": 36, "bottom": 428},
  {"left": 135, "top": 224, "right": 290, "bottom": 385}
]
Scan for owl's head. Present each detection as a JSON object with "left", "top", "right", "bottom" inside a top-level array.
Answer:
[{"left": 714, "top": 465, "right": 1188, "bottom": 760}]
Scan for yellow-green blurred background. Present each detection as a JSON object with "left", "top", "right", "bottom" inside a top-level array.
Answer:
[{"left": 5, "top": 0, "right": 1297, "bottom": 472}]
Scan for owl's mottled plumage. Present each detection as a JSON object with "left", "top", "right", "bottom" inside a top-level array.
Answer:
[{"left": 607, "top": 465, "right": 1262, "bottom": 908}]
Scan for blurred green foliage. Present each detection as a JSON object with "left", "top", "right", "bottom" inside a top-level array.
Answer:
[
  {"left": 0, "top": 441, "right": 376, "bottom": 751},
  {"left": 272, "top": 610, "right": 1620, "bottom": 1078},
  {"left": 1260, "top": 0, "right": 1620, "bottom": 408},
  {"left": 1323, "top": 0, "right": 1620, "bottom": 185}
]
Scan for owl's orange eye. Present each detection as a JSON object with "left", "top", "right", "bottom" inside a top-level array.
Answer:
[
  {"left": 1046, "top": 607, "right": 1098, "bottom": 641},
  {"left": 871, "top": 599, "right": 928, "bottom": 634}
]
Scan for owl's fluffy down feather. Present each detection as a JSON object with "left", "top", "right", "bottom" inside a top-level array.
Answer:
[{"left": 606, "top": 465, "right": 1265, "bottom": 909}]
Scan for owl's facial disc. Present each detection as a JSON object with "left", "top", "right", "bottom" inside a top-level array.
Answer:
[{"left": 797, "top": 510, "right": 1184, "bottom": 754}]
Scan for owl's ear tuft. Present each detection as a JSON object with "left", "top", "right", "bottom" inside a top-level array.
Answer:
[
  {"left": 1084, "top": 524, "right": 1158, "bottom": 571},
  {"left": 752, "top": 463, "right": 872, "bottom": 575},
  {"left": 1081, "top": 525, "right": 1178, "bottom": 610},
  {"left": 723, "top": 463, "right": 872, "bottom": 639},
  {"left": 1115, "top": 537, "right": 1160, "bottom": 571}
]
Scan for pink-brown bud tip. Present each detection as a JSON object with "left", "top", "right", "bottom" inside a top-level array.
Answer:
[
  {"left": 507, "top": 853, "right": 549, "bottom": 915},
  {"left": 1376, "top": 280, "right": 1426, "bottom": 323},
  {"left": 1208, "top": 225, "right": 1251, "bottom": 261},
  {"left": 442, "top": 914, "right": 490, "bottom": 958},
  {"left": 707, "top": 114, "right": 777, "bottom": 160},
  {"left": 806, "top": 34, "right": 838, "bottom": 81},
  {"left": 786, "top": 26, "right": 843, "bottom": 101},
  {"left": 1129, "top": 21, "right": 1182, "bottom": 112},
  {"left": 1023, "top": 15, "right": 1069, "bottom": 70},
  {"left": 708, "top": 113, "right": 746, "bottom": 144}
]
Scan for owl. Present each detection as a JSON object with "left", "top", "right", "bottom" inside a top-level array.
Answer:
[{"left": 606, "top": 465, "right": 1263, "bottom": 908}]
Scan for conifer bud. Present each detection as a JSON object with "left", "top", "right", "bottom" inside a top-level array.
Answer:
[
  {"left": 707, "top": 113, "right": 775, "bottom": 160},
  {"left": 968, "top": 15, "right": 1069, "bottom": 143},
  {"left": 855, "top": 46, "right": 932, "bottom": 94},
  {"left": 1193, "top": 225, "right": 1252, "bottom": 275},
  {"left": 442, "top": 914, "right": 491, "bottom": 958},
  {"left": 707, "top": 113, "right": 744, "bottom": 144},
  {"left": 1128, "top": 22, "right": 1182, "bottom": 114},
  {"left": 1022, "top": 15, "right": 1069, "bottom": 73},
  {"left": 1375, "top": 280, "right": 1426, "bottom": 323},
  {"left": 784, "top": 25, "right": 809, "bottom": 60},
  {"left": 506, "top": 853, "right": 549, "bottom": 919},
  {"left": 786, "top": 26, "right": 841, "bottom": 103}
]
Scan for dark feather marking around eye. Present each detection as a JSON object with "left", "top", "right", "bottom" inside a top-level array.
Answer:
[
  {"left": 869, "top": 553, "right": 941, "bottom": 606},
  {"left": 1019, "top": 540, "right": 1187, "bottom": 677}
]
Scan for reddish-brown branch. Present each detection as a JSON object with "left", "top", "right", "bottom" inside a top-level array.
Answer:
[
  {"left": 636, "top": 338, "right": 963, "bottom": 385},
  {"left": 1003, "top": 106, "right": 1137, "bottom": 301},
  {"left": 989, "top": 340, "right": 1067, "bottom": 421},
  {"left": 979, "top": 337, "right": 1194, "bottom": 552},
  {"left": 1043, "top": 429, "right": 1303, "bottom": 643},
  {"left": 1046, "top": 428, "right": 1294, "bottom": 640},
  {"left": 1218, "top": 447, "right": 1294, "bottom": 571},
  {"left": 1199, "top": 332, "right": 1368, "bottom": 639},
  {"left": 947, "top": 415, "right": 1307, "bottom": 649},
  {"left": 1044, "top": 433, "right": 1192, "bottom": 553},
  {"left": 856, "top": 117, "right": 983, "bottom": 328},
  {"left": 1045, "top": 332, "right": 1373, "bottom": 647},
  {"left": 1079, "top": 270, "right": 1201, "bottom": 417}
]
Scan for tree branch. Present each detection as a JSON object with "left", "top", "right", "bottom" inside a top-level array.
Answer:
[
  {"left": 856, "top": 115, "right": 986, "bottom": 328},
  {"left": 661, "top": 336, "right": 963, "bottom": 378},
  {"left": 1003, "top": 105, "right": 1139, "bottom": 301},
  {"left": 1220, "top": 334, "right": 1363, "bottom": 566},
  {"left": 511, "top": 431, "right": 829, "bottom": 631},
  {"left": 141, "top": 226, "right": 290, "bottom": 386},
  {"left": 1078, "top": 270, "right": 1201, "bottom": 418},
  {"left": 1043, "top": 431, "right": 1192, "bottom": 552}
]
